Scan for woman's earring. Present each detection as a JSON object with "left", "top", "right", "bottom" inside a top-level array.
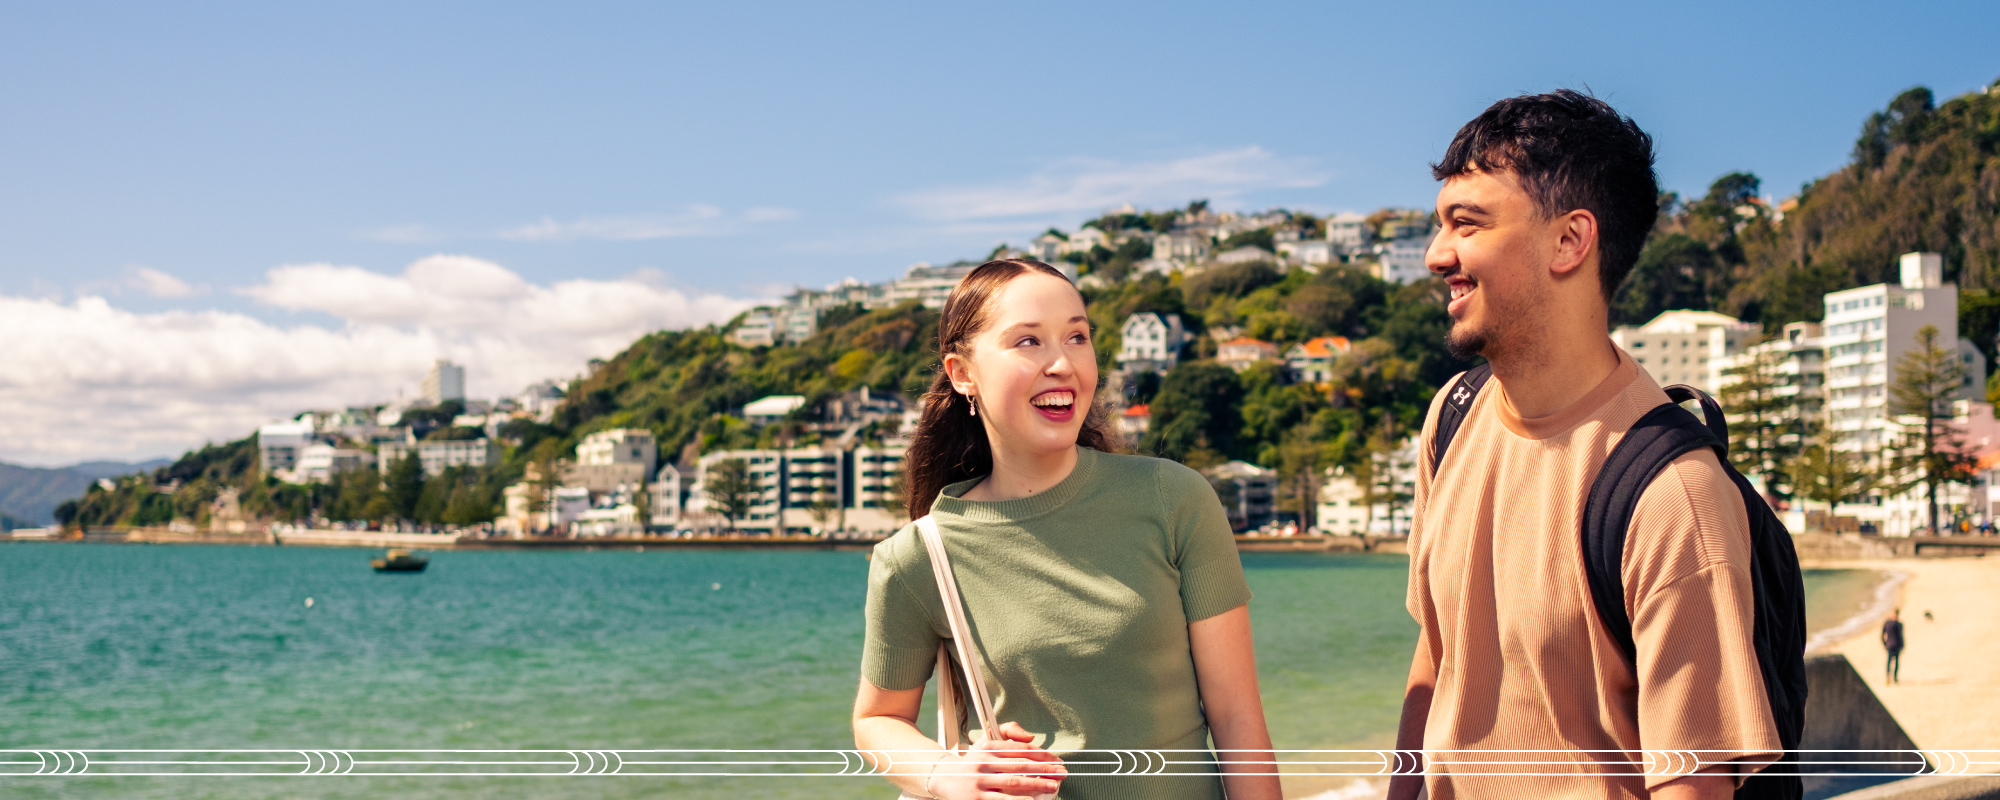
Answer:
[{"left": 967, "top": 395, "right": 978, "bottom": 417}]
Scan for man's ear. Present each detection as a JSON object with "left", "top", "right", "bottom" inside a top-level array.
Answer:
[{"left": 1550, "top": 209, "right": 1598, "bottom": 278}]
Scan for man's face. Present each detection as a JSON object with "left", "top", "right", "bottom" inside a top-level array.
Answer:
[{"left": 1426, "top": 166, "right": 1556, "bottom": 361}]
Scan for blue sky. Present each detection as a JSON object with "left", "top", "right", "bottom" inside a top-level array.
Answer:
[{"left": 2, "top": 1, "right": 1997, "bottom": 464}]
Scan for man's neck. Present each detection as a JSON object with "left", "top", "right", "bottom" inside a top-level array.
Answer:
[{"left": 1488, "top": 332, "right": 1620, "bottom": 420}]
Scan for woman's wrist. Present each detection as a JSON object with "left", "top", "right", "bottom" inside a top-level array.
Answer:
[{"left": 922, "top": 753, "right": 947, "bottom": 799}]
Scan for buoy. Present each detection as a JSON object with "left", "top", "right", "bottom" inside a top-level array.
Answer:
[
  {"left": 304, "top": 597, "right": 314, "bottom": 608},
  {"left": 711, "top": 583, "right": 721, "bottom": 591}
]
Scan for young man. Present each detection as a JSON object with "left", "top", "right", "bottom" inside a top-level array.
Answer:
[
  {"left": 1389, "top": 91, "right": 1781, "bottom": 800},
  {"left": 1881, "top": 609, "right": 1905, "bottom": 684}
]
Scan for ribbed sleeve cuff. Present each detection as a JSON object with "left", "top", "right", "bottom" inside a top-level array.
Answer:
[
  {"left": 1183, "top": 584, "right": 1252, "bottom": 624},
  {"left": 862, "top": 643, "right": 938, "bottom": 691}
]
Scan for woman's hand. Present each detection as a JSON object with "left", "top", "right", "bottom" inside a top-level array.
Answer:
[{"left": 925, "top": 721, "right": 1066, "bottom": 799}]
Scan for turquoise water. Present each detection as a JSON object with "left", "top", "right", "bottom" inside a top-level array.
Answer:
[
  {"left": 0, "top": 544, "right": 1883, "bottom": 799},
  {"left": 0, "top": 544, "right": 1417, "bottom": 798}
]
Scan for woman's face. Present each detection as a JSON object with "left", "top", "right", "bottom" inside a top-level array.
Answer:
[{"left": 946, "top": 272, "right": 1098, "bottom": 460}]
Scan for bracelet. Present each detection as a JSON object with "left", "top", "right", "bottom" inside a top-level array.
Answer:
[{"left": 922, "top": 756, "right": 943, "bottom": 799}]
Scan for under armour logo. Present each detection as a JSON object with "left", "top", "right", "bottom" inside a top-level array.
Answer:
[{"left": 1451, "top": 385, "right": 1472, "bottom": 406}]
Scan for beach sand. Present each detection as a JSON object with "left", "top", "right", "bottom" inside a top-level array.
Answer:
[{"left": 1820, "top": 556, "right": 2000, "bottom": 761}]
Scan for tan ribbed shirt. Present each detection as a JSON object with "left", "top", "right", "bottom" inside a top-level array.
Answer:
[{"left": 1403, "top": 348, "right": 1780, "bottom": 799}]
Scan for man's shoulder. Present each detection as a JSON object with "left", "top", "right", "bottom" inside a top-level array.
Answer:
[{"left": 1627, "top": 446, "right": 1752, "bottom": 571}]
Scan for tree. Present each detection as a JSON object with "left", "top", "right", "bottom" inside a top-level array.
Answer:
[
  {"left": 384, "top": 453, "right": 425, "bottom": 521},
  {"left": 703, "top": 458, "right": 757, "bottom": 533},
  {"left": 1142, "top": 362, "right": 1246, "bottom": 461},
  {"left": 1361, "top": 415, "right": 1414, "bottom": 535},
  {"left": 1275, "top": 427, "right": 1328, "bottom": 532},
  {"left": 1886, "top": 324, "right": 1979, "bottom": 535},
  {"left": 1791, "top": 423, "right": 1876, "bottom": 524},
  {"left": 1717, "top": 340, "right": 1797, "bottom": 500},
  {"left": 806, "top": 497, "right": 839, "bottom": 534}
]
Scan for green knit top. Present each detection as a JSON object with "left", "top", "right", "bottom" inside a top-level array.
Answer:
[{"left": 861, "top": 447, "right": 1253, "bottom": 800}]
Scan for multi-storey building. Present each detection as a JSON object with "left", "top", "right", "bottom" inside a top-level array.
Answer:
[
  {"left": 565, "top": 428, "right": 657, "bottom": 493},
  {"left": 293, "top": 444, "right": 375, "bottom": 484},
  {"left": 1612, "top": 309, "right": 1761, "bottom": 392},
  {"left": 1204, "top": 461, "right": 1276, "bottom": 532},
  {"left": 421, "top": 360, "right": 466, "bottom": 405},
  {"left": 681, "top": 444, "right": 908, "bottom": 534},
  {"left": 378, "top": 438, "right": 500, "bottom": 477},
  {"left": 257, "top": 418, "right": 315, "bottom": 477},
  {"left": 1324, "top": 212, "right": 1373, "bottom": 256},
  {"left": 1821, "top": 254, "right": 1984, "bottom": 454}
]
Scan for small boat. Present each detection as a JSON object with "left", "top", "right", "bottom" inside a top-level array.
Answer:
[{"left": 370, "top": 548, "right": 429, "bottom": 572}]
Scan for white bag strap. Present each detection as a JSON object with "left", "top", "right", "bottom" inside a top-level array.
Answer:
[{"left": 915, "top": 515, "right": 1000, "bottom": 741}]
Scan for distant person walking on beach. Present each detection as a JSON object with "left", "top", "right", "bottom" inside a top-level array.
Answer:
[
  {"left": 852, "top": 259, "right": 1280, "bottom": 800},
  {"left": 1882, "top": 609, "right": 1905, "bottom": 683},
  {"left": 1389, "top": 91, "right": 1787, "bottom": 800}
]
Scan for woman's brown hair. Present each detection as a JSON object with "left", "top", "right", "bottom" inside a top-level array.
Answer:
[{"left": 902, "top": 259, "right": 1117, "bottom": 519}]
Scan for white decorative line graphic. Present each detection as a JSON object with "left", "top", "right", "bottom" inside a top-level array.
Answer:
[{"left": 0, "top": 749, "right": 1990, "bottom": 778}]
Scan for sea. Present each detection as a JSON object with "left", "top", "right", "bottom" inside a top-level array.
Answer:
[{"left": 0, "top": 543, "right": 1889, "bottom": 799}]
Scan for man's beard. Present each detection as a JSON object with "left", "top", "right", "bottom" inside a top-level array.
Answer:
[{"left": 1444, "top": 319, "right": 1486, "bottom": 362}]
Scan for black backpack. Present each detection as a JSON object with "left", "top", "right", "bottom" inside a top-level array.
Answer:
[{"left": 1430, "top": 364, "right": 1808, "bottom": 800}]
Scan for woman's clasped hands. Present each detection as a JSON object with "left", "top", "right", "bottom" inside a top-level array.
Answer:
[{"left": 925, "top": 722, "right": 1065, "bottom": 800}]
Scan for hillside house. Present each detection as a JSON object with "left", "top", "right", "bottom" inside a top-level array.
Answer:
[
  {"left": 1117, "top": 313, "right": 1186, "bottom": 372},
  {"left": 1285, "top": 336, "right": 1351, "bottom": 383},
  {"left": 1216, "top": 337, "right": 1279, "bottom": 372}
]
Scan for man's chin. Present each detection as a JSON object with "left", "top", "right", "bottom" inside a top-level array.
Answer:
[{"left": 1445, "top": 324, "right": 1486, "bottom": 362}]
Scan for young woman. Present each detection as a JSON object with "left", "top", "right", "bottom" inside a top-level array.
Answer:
[{"left": 853, "top": 259, "right": 1281, "bottom": 800}]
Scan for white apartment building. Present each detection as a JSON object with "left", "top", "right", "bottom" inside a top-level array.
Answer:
[
  {"left": 378, "top": 438, "right": 501, "bottom": 477},
  {"left": 565, "top": 428, "right": 657, "bottom": 493},
  {"left": 891, "top": 262, "right": 982, "bottom": 308},
  {"left": 1315, "top": 436, "right": 1419, "bottom": 536},
  {"left": 1117, "top": 312, "right": 1186, "bottom": 372},
  {"left": 731, "top": 308, "right": 780, "bottom": 347},
  {"left": 1325, "top": 212, "right": 1372, "bottom": 255},
  {"left": 681, "top": 444, "right": 909, "bottom": 534},
  {"left": 1373, "top": 236, "right": 1433, "bottom": 284},
  {"left": 257, "top": 418, "right": 315, "bottom": 477},
  {"left": 1819, "top": 253, "right": 1987, "bottom": 534},
  {"left": 1153, "top": 231, "right": 1212, "bottom": 262},
  {"left": 1713, "top": 321, "right": 1829, "bottom": 432},
  {"left": 1822, "top": 253, "right": 1984, "bottom": 453},
  {"left": 1276, "top": 238, "right": 1336, "bottom": 266},
  {"left": 649, "top": 464, "right": 684, "bottom": 528},
  {"left": 422, "top": 360, "right": 466, "bottom": 405},
  {"left": 1204, "top": 461, "right": 1277, "bottom": 532},
  {"left": 292, "top": 444, "right": 375, "bottom": 484},
  {"left": 1612, "top": 309, "right": 1761, "bottom": 392}
]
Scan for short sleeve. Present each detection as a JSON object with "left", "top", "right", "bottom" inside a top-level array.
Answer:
[
  {"left": 1159, "top": 463, "right": 1253, "bottom": 623},
  {"left": 1625, "top": 452, "right": 1781, "bottom": 789},
  {"left": 860, "top": 534, "right": 945, "bottom": 691}
]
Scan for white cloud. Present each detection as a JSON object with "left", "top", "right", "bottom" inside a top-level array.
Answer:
[
  {"left": 0, "top": 256, "right": 754, "bottom": 465},
  {"left": 124, "top": 266, "right": 200, "bottom": 298},
  {"left": 497, "top": 205, "right": 798, "bottom": 242},
  {"left": 894, "top": 147, "right": 1328, "bottom": 222}
]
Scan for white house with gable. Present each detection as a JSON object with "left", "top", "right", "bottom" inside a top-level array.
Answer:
[{"left": 1117, "top": 313, "right": 1186, "bottom": 373}]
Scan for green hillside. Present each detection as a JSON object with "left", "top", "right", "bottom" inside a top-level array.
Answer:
[{"left": 64, "top": 79, "right": 2000, "bottom": 531}]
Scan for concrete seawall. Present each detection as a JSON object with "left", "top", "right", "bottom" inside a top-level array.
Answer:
[{"left": 1804, "top": 653, "right": 1925, "bottom": 798}]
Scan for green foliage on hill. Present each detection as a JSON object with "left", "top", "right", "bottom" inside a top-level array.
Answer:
[{"left": 1621, "top": 82, "right": 2000, "bottom": 338}]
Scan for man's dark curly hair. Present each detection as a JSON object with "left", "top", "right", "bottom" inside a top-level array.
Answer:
[{"left": 1432, "top": 89, "right": 1660, "bottom": 301}]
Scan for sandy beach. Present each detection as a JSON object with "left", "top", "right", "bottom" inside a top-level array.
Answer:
[{"left": 1820, "top": 556, "right": 2000, "bottom": 760}]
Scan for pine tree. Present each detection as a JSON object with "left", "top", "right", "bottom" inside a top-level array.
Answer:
[
  {"left": 1717, "top": 340, "right": 1797, "bottom": 500},
  {"left": 1791, "top": 422, "right": 1876, "bottom": 525},
  {"left": 703, "top": 458, "right": 757, "bottom": 533},
  {"left": 384, "top": 453, "right": 424, "bottom": 521},
  {"left": 1886, "top": 324, "right": 1979, "bottom": 535}
]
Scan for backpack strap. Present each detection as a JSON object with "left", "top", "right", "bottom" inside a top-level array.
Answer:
[
  {"left": 1580, "top": 386, "right": 1726, "bottom": 659},
  {"left": 1428, "top": 362, "right": 1493, "bottom": 478}
]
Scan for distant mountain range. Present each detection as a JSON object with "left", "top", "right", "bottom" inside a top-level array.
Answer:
[{"left": 0, "top": 459, "right": 170, "bottom": 528}]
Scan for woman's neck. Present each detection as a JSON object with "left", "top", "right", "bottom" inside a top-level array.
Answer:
[{"left": 963, "top": 444, "right": 1079, "bottom": 503}]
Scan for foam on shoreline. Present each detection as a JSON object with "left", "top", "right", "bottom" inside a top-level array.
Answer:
[{"left": 1805, "top": 569, "right": 1908, "bottom": 654}]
